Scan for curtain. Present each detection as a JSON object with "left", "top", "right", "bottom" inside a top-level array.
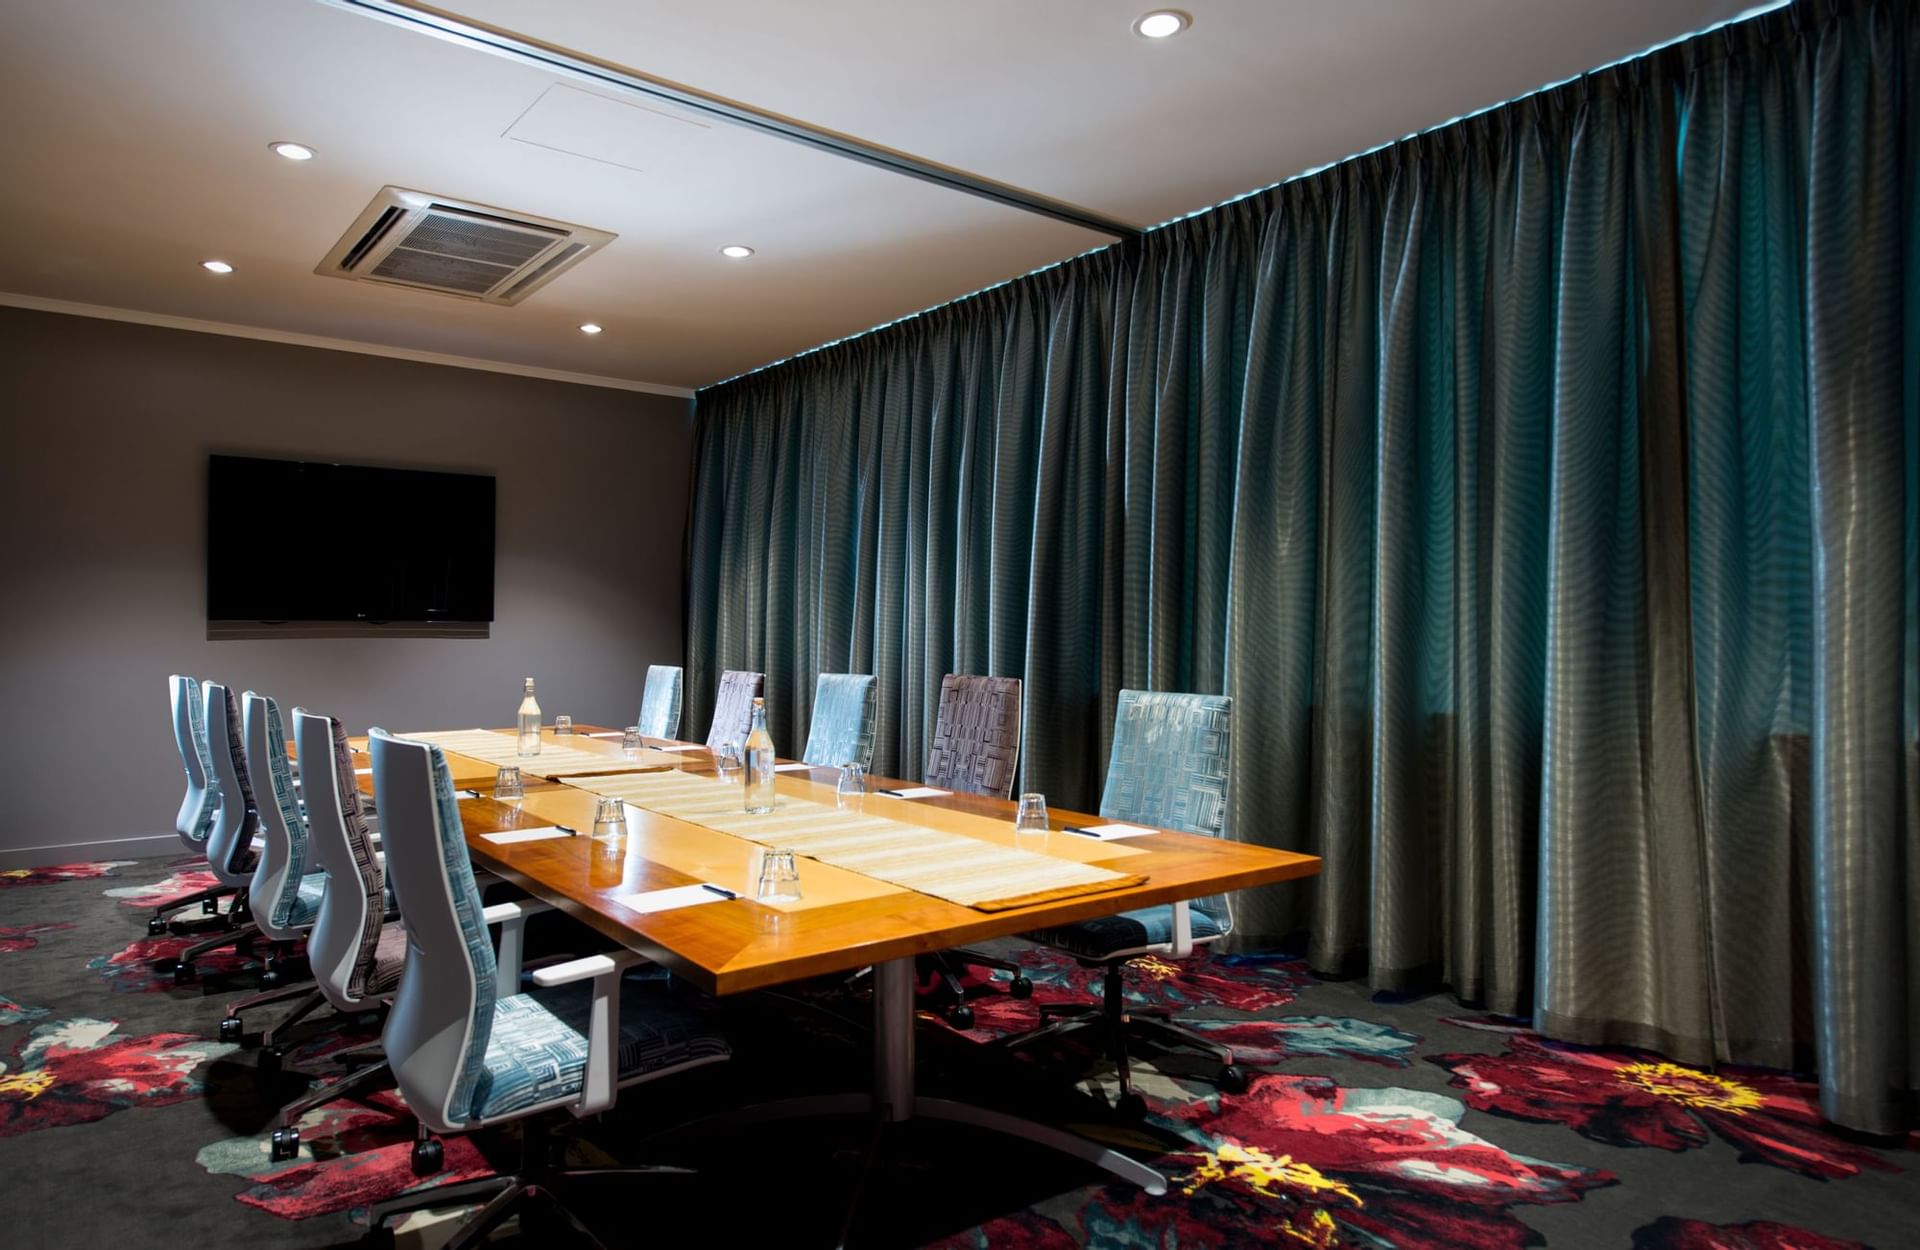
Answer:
[{"left": 686, "top": 0, "right": 1917, "bottom": 1135}]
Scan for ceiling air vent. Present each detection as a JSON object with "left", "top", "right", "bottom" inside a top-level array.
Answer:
[{"left": 316, "top": 187, "right": 615, "bottom": 305}]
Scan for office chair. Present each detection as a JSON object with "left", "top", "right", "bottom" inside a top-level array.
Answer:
[
  {"left": 261, "top": 707, "right": 409, "bottom": 1161},
  {"left": 637, "top": 664, "right": 684, "bottom": 740},
  {"left": 362, "top": 728, "right": 730, "bottom": 1247},
  {"left": 155, "top": 675, "right": 241, "bottom": 935},
  {"left": 704, "top": 668, "right": 764, "bottom": 750},
  {"left": 914, "top": 674, "right": 1035, "bottom": 1026},
  {"left": 1012, "top": 690, "right": 1245, "bottom": 1117},
  {"left": 216, "top": 692, "right": 331, "bottom": 1060},
  {"left": 800, "top": 672, "right": 877, "bottom": 771},
  {"left": 168, "top": 681, "right": 264, "bottom": 984}
]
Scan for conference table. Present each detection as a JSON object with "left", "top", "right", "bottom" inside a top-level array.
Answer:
[{"left": 361, "top": 723, "right": 1320, "bottom": 1207}]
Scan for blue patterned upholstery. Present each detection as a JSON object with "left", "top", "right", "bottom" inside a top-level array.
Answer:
[
  {"left": 322, "top": 715, "right": 391, "bottom": 1003},
  {"left": 1024, "top": 904, "right": 1224, "bottom": 960},
  {"left": 705, "top": 669, "right": 765, "bottom": 750},
  {"left": 638, "top": 665, "right": 684, "bottom": 740},
  {"left": 259, "top": 695, "right": 316, "bottom": 930},
  {"left": 925, "top": 675, "right": 1023, "bottom": 798},
  {"left": 802, "top": 673, "right": 877, "bottom": 770},
  {"left": 1098, "top": 690, "right": 1232, "bottom": 837},
  {"left": 468, "top": 981, "right": 730, "bottom": 1120},
  {"left": 210, "top": 683, "right": 259, "bottom": 878},
  {"left": 178, "top": 676, "right": 219, "bottom": 842},
  {"left": 1025, "top": 690, "right": 1234, "bottom": 959},
  {"left": 426, "top": 744, "right": 500, "bottom": 1123}
]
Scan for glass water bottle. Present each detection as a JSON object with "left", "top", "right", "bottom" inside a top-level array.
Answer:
[
  {"left": 743, "top": 697, "right": 776, "bottom": 814},
  {"left": 516, "top": 678, "right": 542, "bottom": 757}
]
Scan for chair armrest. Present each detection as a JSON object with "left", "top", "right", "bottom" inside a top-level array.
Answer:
[
  {"left": 483, "top": 899, "right": 554, "bottom": 983},
  {"left": 529, "top": 949, "right": 651, "bottom": 1118}
]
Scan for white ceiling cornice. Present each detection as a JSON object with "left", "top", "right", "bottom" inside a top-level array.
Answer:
[{"left": 0, "top": 292, "right": 693, "bottom": 398}]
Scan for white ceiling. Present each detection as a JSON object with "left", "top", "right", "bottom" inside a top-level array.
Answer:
[{"left": 0, "top": 0, "right": 1760, "bottom": 392}]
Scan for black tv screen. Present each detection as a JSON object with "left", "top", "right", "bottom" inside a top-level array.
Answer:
[{"left": 207, "top": 454, "right": 495, "bottom": 622}]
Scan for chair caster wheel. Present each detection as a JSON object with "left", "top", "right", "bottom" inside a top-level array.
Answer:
[
  {"left": 258, "top": 969, "right": 281, "bottom": 989},
  {"left": 1009, "top": 975, "right": 1033, "bottom": 999},
  {"left": 411, "top": 1137, "right": 443, "bottom": 1177},
  {"left": 1115, "top": 1092, "right": 1149, "bottom": 1121},
  {"left": 148, "top": 917, "right": 169, "bottom": 936},
  {"left": 219, "top": 1017, "right": 243, "bottom": 1043},
  {"left": 269, "top": 1126, "right": 299, "bottom": 1162},
  {"left": 259, "top": 1047, "right": 283, "bottom": 1080},
  {"left": 944, "top": 1004, "right": 975, "bottom": 1030},
  {"left": 173, "top": 962, "right": 197, "bottom": 985},
  {"left": 203, "top": 899, "right": 219, "bottom": 916},
  {"left": 1217, "top": 1063, "right": 1249, "bottom": 1094}
]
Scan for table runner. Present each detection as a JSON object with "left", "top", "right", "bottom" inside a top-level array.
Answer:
[
  {"left": 567, "top": 770, "right": 1145, "bottom": 912},
  {"left": 400, "top": 729, "right": 674, "bottom": 778}
]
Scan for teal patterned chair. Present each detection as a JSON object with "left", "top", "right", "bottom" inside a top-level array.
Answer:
[
  {"left": 364, "top": 728, "right": 731, "bottom": 1240},
  {"left": 637, "top": 664, "right": 684, "bottom": 740},
  {"left": 1012, "top": 689, "right": 1244, "bottom": 1116},
  {"left": 801, "top": 673, "right": 877, "bottom": 770},
  {"left": 705, "top": 669, "right": 765, "bottom": 751},
  {"left": 155, "top": 675, "right": 239, "bottom": 936}
]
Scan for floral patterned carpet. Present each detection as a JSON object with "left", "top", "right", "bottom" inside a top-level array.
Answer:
[{"left": 0, "top": 855, "right": 1912, "bottom": 1248}]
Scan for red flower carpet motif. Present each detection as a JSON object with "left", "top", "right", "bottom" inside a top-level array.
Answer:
[
  {"left": 1631, "top": 1216, "right": 1871, "bottom": 1250},
  {"left": 0, "top": 922, "right": 75, "bottom": 954},
  {"left": 196, "top": 1088, "right": 494, "bottom": 1220},
  {"left": 1428, "top": 1030, "right": 1899, "bottom": 1181},
  {"left": 0, "top": 860, "right": 134, "bottom": 888},
  {"left": 0, "top": 1017, "right": 234, "bottom": 1137},
  {"left": 88, "top": 935, "right": 257, "bottom": 992},
  {"left": 105, "top": 869, "right": 223, "bottom": 909},
  {"left": 930, "top": 1073, "right": 1614, "bottom": 1250}
]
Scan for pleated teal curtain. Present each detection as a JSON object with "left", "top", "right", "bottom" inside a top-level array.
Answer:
[{"left": 686, "top": 0, "right": 1916, "bottom": 1135}]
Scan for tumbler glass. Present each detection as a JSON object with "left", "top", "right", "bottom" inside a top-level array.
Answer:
[{"left": 493, "top": 766, "right": 524, "bottom": 800}]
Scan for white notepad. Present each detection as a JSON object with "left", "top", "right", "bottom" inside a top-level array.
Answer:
[
  {"left": 481, "top": 827, "right": 572, "bottom": 845},
  {"left": 648, "top": 744, "right": 706, "bottom": 753},
  {"left": 612, "top": 884, "right": 733, "bottom": 914},
  {"left": 585, "top": 731, "right": 625, "bottom": 739},
  {"left": 773, "top": 762, "right": 814, "bottom": 772},
  {"left": 878, "top": 786, "right": 949, "bottom": 800},
  {"left": 354, "top": 767, "right": 373, "bottom": 775},
  {"left": 1064, "top": 823, "right": 1159, "bottom": 841}
]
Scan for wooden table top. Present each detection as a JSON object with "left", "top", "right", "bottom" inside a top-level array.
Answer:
[{"left": 439, "top": 737, "right": 1320, "bottom": 997}]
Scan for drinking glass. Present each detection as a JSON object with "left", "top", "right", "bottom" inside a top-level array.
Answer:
[
  {"left": 621, "top": 726, "right": 644, "bottom": 752},
  {"left": 836, "top": 762, "right": 867, "bottom": 811},
  {"left": 714, "top": 741, "right": 741, "bottom": 778},
  {"left": 553, "top": 715, "right": 574, "bottom": 736},
  {"left": 592, "top": 796, "right": 627, "bottom": 839},
  {"left": 493, "top": 766, "right": 524, "bottom": 800},
  {"left": 1014, "top": 792, "right": 1050, "bottom": 837},
  {"left": 756, "top": 848, "right": 802, "bottom": 903}
]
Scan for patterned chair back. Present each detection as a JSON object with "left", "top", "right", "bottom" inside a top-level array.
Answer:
[
  {"left": 924, "top": 674, "right": 1023, "bottom": 799},
  {"left": 370, "top": 728, "right": 498, "bottom": 1133},
  {"left": 243, "top": 691, "right": 311, "bottom": 940},
  {"left": 1101, "top": 689, "right": 1235, "bottom": 933},
  {"left": 169, "top": 674, "right": 218, "bottom": 848},
  {"left": 201, "top": 681, "right": 259, "bottom": 888},
  {"left": 638, "top": 664, "right": 684, "bottom": 740},
  {"left": 296, "top": 708, "right": 388, "bottom": 1013},
  {"left": 705, "top": 669, "right": 766, "bottom": 750},
  {"left": 802, "top": 673, "right": 878, "bottom": 771}
]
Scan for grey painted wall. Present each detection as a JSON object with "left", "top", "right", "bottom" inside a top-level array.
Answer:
[{"left": 0, "top": 306, "right": 692, "bottom": 865}]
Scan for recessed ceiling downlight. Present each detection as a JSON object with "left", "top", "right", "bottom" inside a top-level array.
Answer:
[
  {"left": 1134, "top": 10, "right": 1190, "bottom": 38},
  {"left": 579, "top": 322, "right": 604, "bottom": 335},
  {"left": 720, "top": 244, "right": 755, "bottom": 259},
  {"left": 201, "top": 260, "right": 234, "bottom": 274},
  {"left": 269, "top": 141, "right": 316, "bottom": 161}
]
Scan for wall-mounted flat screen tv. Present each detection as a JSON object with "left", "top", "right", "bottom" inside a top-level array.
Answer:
[{"left": 207, "top": 454, "right": 495, "bottom": 622}]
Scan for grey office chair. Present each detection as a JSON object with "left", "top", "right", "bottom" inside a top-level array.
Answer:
[
  {"left": 167, "top": 680, "right": 265, "bottom": 984},
  {"left": 363, "top": 728, "right": 730, "bottom": 1246},
  {"left": 259, "top": 707, "right": 409, "bottom": 1162},
  {"left": 801, "top": 672, "right": 878, "bottom": 771},
  {"left": 920, "top": 674, "right": 1033, "bottom": 1025},
  {"left": 704, "top": 668, "right": 765, "bottom": 750},
  {"left": 637, "top": 664, "right": 684, "bottom": 740},
  {"left": 154, "top": 675, "right": 240, "bottom": 936},
  {"left": 1013, "top": 689, "right": 1244, "bottom": 1117}
]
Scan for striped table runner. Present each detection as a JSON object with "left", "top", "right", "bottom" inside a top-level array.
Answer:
[
  {"left": 400, "top": 729, "right": 671, "bottom": 778},
  {"left": 569, "top": 770, "right": 1145, "bottom": 912}
]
